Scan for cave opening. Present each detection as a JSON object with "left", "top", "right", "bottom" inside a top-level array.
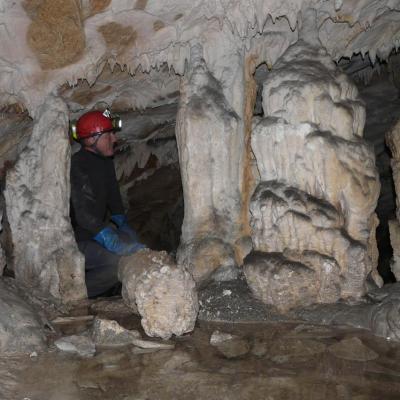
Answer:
[{"left": 62, "top": 63, "right": 184, "bottom": 255}]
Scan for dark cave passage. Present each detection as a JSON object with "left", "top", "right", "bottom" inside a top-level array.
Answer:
[{"left": 357, "top": 70, "right": 400, "bottom": 283}]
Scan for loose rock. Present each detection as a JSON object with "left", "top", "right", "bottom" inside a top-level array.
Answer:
[
  {"left": 119, "top": 249, "right": 198, "bottom": 339},
  {"left": 91, "top": 318, "right": 141, "bottom": 347},
  {"left": 210, "top": 330, "right": 250, "bottom": 359},
  {"left": 54, "top": 335, "right": 96, "bottom": 358}
]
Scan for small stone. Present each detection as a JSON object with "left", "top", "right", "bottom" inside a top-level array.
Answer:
[
  {"left": 210, "top": 330, "right": 250, "bottom": 359},
  {"left": 55, "top": 335, "right": 95, "bottom": 357},
  {"left": 328, "top": 337, "right": 379, "bottom": 361},
  {"left": 210, "top": 330, "right": 234, "bottom": 345},
  {"left": 91, "top": 318, "right": 141, "bottom": 347}
]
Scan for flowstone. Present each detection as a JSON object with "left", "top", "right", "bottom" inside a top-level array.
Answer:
[
  {"left": 119, "top": 249, "right": 198, "bottom": 340},
  {"left": 245, "top": 41, "right": 380, "bottom": 311}
]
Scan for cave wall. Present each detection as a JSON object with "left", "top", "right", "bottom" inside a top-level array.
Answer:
[{"left": 0, "top": 1, "right": 399, "bottom": 301}]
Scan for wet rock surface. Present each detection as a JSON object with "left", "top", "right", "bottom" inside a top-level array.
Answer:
[
  {"left": 54, "top": 335, "right": 96, "bottom": 358},
  {"left": 328, "top": 337, "right": 378, "bottom": 362},
  {"left": 0, "top": 279, "right": 46, "bottom": 355},
  {"left": 5, "top": 316, "right": 400, "bottom": 400},
  {"left": 295, "top": 282, "right": 400, "bottom": 341}
]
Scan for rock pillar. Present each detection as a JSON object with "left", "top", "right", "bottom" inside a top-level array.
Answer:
[
  {"left": 5, "top": 96, "right": 87, "bottom": 302},
  {"left": 244, "top": 41, "right": 380, "bottom": 312},
  {"left": 176, "top": 43, "right": 250, "bottom": 285}
]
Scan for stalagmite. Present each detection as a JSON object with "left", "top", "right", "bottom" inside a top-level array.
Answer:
[
  {"left": 4, "top": 96, "right": 87, "bottom": 302},
  {"left": 175, "top": 43, "right": 247, "bottom": 285},
  {"left": 244, "top": 40, "right": 380, "bottom": 312}
]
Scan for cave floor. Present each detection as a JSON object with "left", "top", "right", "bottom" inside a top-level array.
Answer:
[{"left": 2, "top": 299, "right": 400, "bottom": 400}]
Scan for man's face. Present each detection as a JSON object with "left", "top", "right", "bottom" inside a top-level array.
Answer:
[{"left": 85, "top": 131, "right": 117, "bottom": 157}]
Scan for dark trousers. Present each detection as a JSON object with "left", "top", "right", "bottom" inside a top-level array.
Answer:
[{"left": 77, "top": 240, "right": 121, "bottom": 298}]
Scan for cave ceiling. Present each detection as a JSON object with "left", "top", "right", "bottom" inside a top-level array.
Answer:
[{"left": 0, "top": 0, "right": 400, "bottom": 116}]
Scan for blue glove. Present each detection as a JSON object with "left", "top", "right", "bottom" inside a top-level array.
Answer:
[
  {"left": 111, "top": 214, "right": 139, "bottom": 242},
  {"left": 94, "top": 226, "right": 145, "bottom": 256}
]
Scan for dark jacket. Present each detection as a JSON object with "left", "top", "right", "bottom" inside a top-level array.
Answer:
[{"left": 70, "top": 148, "right": 124, "bottom": 242}]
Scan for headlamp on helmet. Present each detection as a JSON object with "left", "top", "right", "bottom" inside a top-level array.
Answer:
[{"left": 70, "top": 109, "right": 122, "bottom": 141}]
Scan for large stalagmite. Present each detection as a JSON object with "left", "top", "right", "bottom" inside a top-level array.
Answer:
[
  {"left": 175, "top": 42, "right": 248, "bottom": 285},
  {"left": 4, "top": 97, "right": 87, "bottom": 302},
  {"left": 244, "top": 41, "right": 380, "bottom": 312}
]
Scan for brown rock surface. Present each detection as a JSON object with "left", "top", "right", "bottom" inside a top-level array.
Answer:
[{"left": 25, "top": 0, "right": 85, "bottom": 70}]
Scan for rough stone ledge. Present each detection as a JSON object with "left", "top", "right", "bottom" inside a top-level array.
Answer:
[{"left": 198, "top": 276, "right": 400, "bottom": 342}]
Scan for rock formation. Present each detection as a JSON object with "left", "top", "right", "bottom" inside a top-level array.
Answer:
[
  {"left": 0, "top": 279, "right": 46, "bottom": 354},
  {"left": 244, "top": 40, "right": 380, "bottom": 312},
  {"left": 175, "top": 41, "right": 247, "bottom": 284},
  {"left": 386, "top": 121, "right": 400, "bottom": 281},
  {"left": 119, "top": 250, "right": 198, "bottom": 339},
  {"left": 4, "top": 96, "right": 87, "bottom": 302},
  {"left": 0, "top": 0, "right": 400, "bottom": 348}
]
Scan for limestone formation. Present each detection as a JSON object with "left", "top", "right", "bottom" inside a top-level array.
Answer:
[
  {"left": 175, "top": 43, "right": 247, "bottom": 282},
  {"left": 386, "top": 120, "right": 400, "bottom": 280},
  {"left": 244, "top": 251, "right": 342, "bottom": 313},
  {"left": 389, "top": 219, "right": 400, "bottom": 281},
  {"left": 0, "top": 279, "right": 46, "bottom": 354},
  {"left": 0, "top": 208, "right": 6, "bottom": 276},
  {"left": 177, "top": 237, "right": 237, "bottom": 287},
  {"left": 0, "top": 0, "right": 399, "bottom": 353},
  {"left": 119, "top": 249, "right": 198, "bottom": 339},
  {"left": 4, "top": 96, "right": 87, "bottom": 302},
  {"left": 245, "top": 41, "right": 380, "bottom": 311}
]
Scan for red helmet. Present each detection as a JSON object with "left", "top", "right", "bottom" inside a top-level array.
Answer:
[{"left": 75, "top": 111, "right": 113, "bottom": 140}]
